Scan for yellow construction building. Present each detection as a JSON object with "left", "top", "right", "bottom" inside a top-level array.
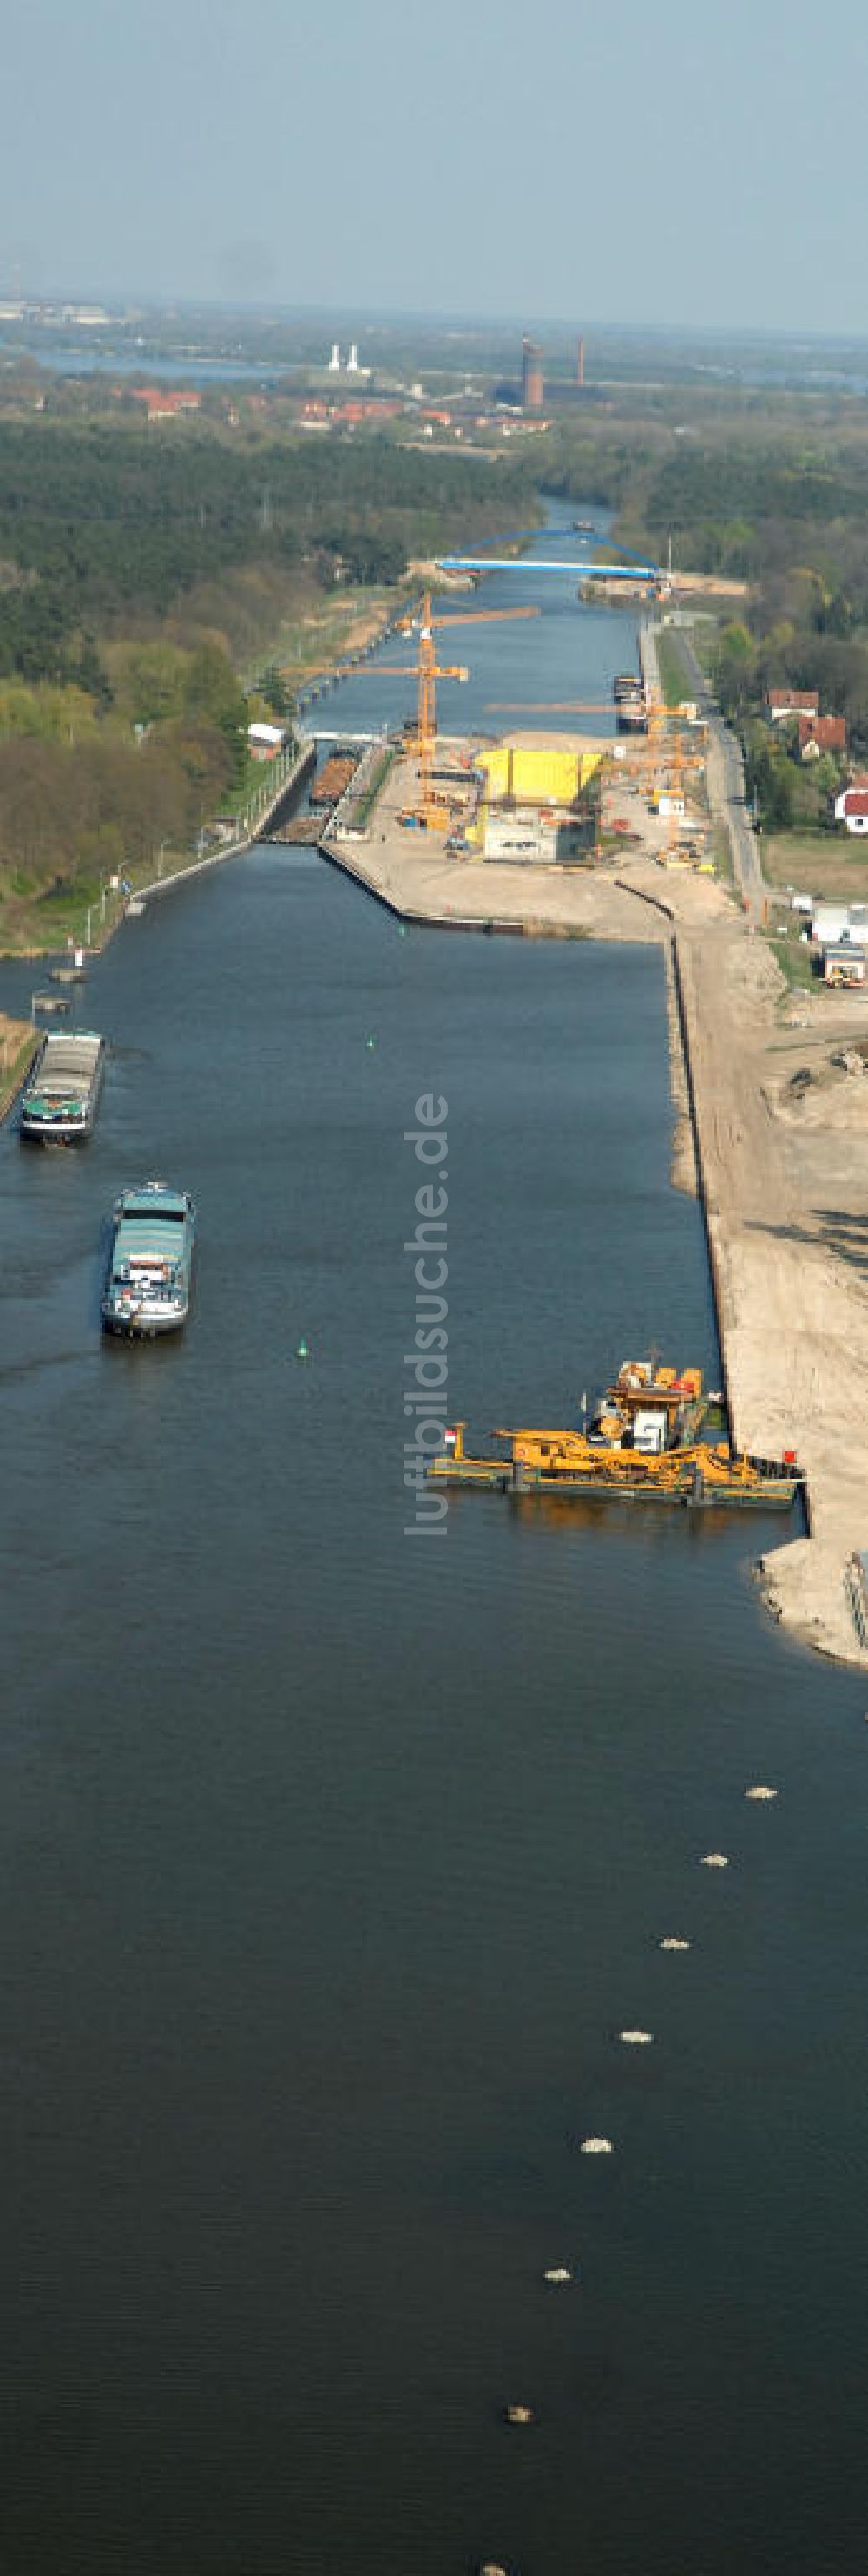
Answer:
[
  {"left": 476, "top": 732, "right": 606, "bottom": 806},
  {"left": 467, "top": 731, "right": 608, "bottom": 857}
]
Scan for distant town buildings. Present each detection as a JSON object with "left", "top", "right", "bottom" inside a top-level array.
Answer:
[
  {"left": 0, "top": 299, "right": 110, "bottom": 326},
  {"left": 128, "top": 387, "right": 201, "bottom": 423}
]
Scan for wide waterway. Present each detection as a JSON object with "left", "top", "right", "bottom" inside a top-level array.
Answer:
[{"left": 1, "top": 523, "right": 867, "bottom": 2574}]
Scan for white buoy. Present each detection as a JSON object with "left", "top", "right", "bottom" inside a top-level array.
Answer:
[
  {"left": 580, "top": 2135, "right": 614, "bottom": 2155},
  {"left": 542, "top": 2265, "right": 573, "bottom": 2284},
  {"left": 619, "top": 2028, "right": 654, "bottom": 2046},
  {"left": 700, "top": 1852, "right": 729, "bottom": 1868},
  {"left": 745, "top": 1784, "right": 778, "bottom": 1802},
  {"left": 659, "top": 1935, "right": 691, "bottom": 1951}
]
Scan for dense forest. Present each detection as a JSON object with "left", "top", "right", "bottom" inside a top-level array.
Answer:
[{"left": 0, "top": 423, "right": 532, "bottom": 684}]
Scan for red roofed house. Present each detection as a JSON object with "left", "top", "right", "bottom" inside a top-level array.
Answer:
[
  {"left": 130, "top": 387, "right": 201, "bottom": 423},
  {"left": 798, "top": 713, "right": 846, "bottom": 759},
  {"left": 767, "top": 687, "right": 819, "bottom": 720},
  {"left": 834, "top": 787, "right": 868, "bottom": 834}
]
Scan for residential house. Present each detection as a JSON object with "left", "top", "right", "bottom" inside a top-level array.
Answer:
[
  {"left": 798, "top": 713, "right": 846, "bottom": 759},
  {"left": 129, "top": 387, "right": 201, "bottom": 424},
  {"left": 834, "top": 788, "right": 868, "bottom": 834},
  {"left": 247, "top": 722, "right": 286, "bottom": 761},
  {"left": 766, "top": 687, "right": 819, "bottom": 720}
]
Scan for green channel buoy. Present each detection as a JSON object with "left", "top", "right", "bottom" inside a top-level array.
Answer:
[
  {"left": 295, "top": 1337, "right": 310, "bottom": 1362},
  {"left": 365, "top": 1031, "right": 378, "bottom": 1051}
]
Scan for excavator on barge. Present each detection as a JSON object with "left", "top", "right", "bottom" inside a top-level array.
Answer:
[{"left": 428, "top": 1360, "right": 800, "bottom": 1511}]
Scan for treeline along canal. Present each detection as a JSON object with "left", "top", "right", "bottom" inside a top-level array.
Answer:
[{"left": 0, "top": 515, "right": 867, "bottom": 2574}]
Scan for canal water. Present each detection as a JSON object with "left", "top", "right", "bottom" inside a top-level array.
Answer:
[
  {"left": 1, "top": 529, "right": 867, "bottom": 2576},
  {"left": 298, "top": 496, "right": 638, "bottom": 750}
]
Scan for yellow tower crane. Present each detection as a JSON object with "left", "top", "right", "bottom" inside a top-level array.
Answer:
[{"left": 352, "top": 593, "right": 540, "bottom": 826}]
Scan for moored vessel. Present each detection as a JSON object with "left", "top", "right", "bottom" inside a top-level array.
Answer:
[
  {"left": 428, "top": 1359, "right": 800, "bottom": 1511},
  {"left": 613, "top": 672, "right": 648, "bottom": 734},
  {"left": 102, "top": 1182, "right": 195, "bottom": 1337},
  {"left": 20, "top": 1031, "right": 105, "bottom": 1144}
]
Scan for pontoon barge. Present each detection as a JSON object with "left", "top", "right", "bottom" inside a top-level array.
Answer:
[{"left": 428, "top": 1361, "right": 800, "bottom": 1512}]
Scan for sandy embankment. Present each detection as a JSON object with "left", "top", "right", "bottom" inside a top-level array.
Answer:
[{"left": 674, "top": 931, "right": 868, "bottom": 1663}]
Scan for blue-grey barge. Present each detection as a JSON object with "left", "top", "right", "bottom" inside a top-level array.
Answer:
[{"left": 102, "top": 1182, "right": 195, "bottom": 1337}]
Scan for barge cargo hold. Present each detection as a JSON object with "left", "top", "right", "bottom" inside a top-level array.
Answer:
[
  {"left": 20, "top": 1031, "right": 105, "bottom": 1144},
  {"left": 102, "top": 1182, "right": 195, "bottom": 1338},
  {"left": 428, "top": 1361, "right": 800, "bottom": 1512}
]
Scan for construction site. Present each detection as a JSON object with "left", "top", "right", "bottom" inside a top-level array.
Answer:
[{"left": 317, "top": 591, "right": 714, "bottom": 888}]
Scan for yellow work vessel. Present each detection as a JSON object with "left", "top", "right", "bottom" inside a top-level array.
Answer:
[{"left": 427, "top": 1359, "right": 799, "bottom": 1512}]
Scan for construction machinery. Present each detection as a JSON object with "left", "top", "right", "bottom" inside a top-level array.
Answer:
[{"left": 426, "top": 1359, "right": 800, "bottom": 1512}]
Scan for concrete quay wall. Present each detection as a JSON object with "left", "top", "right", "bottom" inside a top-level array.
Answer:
[{"left": 138, "top": 744, "right": 316, "bottom": 907}]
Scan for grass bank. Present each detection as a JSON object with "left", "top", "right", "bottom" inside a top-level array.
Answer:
[
  {"left": 654, "top": 627, "right": 694, "bottom": 707},
  {"left": 0, "top": 1014, "right": 40, "bottom": 1120},
  {"left": 760, "top": 830, "right": 868, "bottom": 904}
]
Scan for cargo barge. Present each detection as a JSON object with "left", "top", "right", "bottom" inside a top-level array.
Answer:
[
  {"left": 428, "top": 1361, "right": 800, "bottom": 1511},
  {"left": 102, "top": 1182, "right": 195, "bottom": 1337},
  {"left": 20, "top": 1030, "right": 105, "bottom": 1144},
  {"left": 310, "top": 752, "right": 360, "bottom": 810},
  {"left": 613, "top": 673, "right": 648, "bottom": 735}
]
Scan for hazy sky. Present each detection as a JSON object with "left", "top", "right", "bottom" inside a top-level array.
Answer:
[{"left": 3, "top": 0, "right": 864, "bottom": 332}]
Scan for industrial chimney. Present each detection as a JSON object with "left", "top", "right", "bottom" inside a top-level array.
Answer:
[
  {"left": 577, "top": 336, "right": 585, "bottom": 388},
  {"left": 522, "top": 336, "right": 544, "bottom": 413}
]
